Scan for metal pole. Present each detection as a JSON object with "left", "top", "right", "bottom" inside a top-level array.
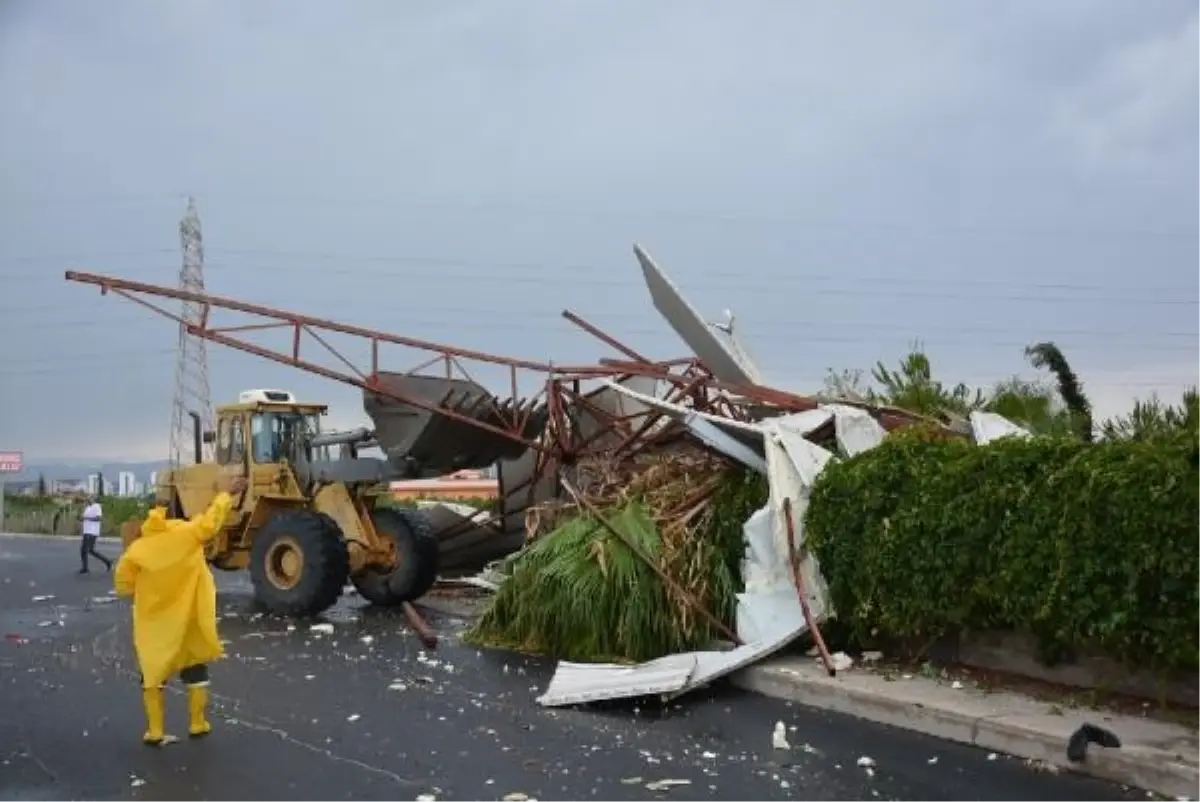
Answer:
[{"left": 0, "top": 478, "right": 5, "bottom": 532}]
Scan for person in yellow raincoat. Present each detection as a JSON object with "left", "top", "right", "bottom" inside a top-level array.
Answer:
[{"left": 113, "top": 477, "right": 245, "bottom": 745}]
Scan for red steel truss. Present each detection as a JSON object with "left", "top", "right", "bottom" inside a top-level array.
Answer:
[
  {"left": 64, "top": 270, "right": 934, "bottom": 466},
  {"left": 63, "top": 271, "right": 688, "bottom": 458}
]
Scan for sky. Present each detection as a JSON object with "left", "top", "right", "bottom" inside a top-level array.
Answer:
[{"left": 0, "top": 0, "right": 1197, "bottom": 462}]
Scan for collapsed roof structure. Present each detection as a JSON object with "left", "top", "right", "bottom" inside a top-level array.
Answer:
[{"left": 65, "top": 245, "right": 1028, "bottom": 701}]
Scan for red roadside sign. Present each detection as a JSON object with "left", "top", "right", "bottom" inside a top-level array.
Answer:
[{"left": 0, "top": 451, "right": 23, "bottom": 473}]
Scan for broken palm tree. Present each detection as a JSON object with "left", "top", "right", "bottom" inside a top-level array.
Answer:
[{"left": 464, "top": 448, "right": 766, "bottom": 663}]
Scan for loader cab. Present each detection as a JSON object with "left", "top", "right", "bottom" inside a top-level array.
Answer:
[
  {"left": 212, "top": 390, "right": 327, "bottom": 468},
  {"left": 248, "top": 408, "right": 321, "bottom": 464}
]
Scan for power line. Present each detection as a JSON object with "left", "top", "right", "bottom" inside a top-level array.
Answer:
[
  {"left": 1, "top": 193, "right": 1196, "bottom": 240},
  {"left": 7, "top": 248, "right": 1200, "bottom": 295},
  {"left": 8, "top": 272, "right": 1199, "bottom": 309},
  {"left": 0, "top": 328, "right": 1195, "bottom": 376},
  {"left": 2, "top": 314, "right": 1196, "bottom": 351},
  {"left": 1, "top": 359, "right": 1189, "bottom": 392},
  {"left": 0, "top": 248, "right": 175, "bottom": 264},
  {"left": 5, "top": 289, "right": 1199, "bottom": 338}
]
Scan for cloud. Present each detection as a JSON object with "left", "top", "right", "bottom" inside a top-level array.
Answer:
[
  {"left": 1045, "top": 6, "right": 1199, "bottom": 173},
  {"left": 0, "top": 1, "right": 1195, "bottom": 460}
]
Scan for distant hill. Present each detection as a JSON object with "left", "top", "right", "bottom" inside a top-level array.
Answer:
[{"left": 6, "top": 460, "right": 170, "bottom": 485}]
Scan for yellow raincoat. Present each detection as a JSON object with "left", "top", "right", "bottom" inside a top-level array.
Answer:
[{"left": 114, "top": 493, "right": 234, "bottom": 689}]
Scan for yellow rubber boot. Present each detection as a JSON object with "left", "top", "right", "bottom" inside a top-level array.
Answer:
[
  {"left": 142, "top": 687, "right": 166, "bottom": 746},
  {"left": 187, "top": 685, "right": 212, "bottom": 738}
]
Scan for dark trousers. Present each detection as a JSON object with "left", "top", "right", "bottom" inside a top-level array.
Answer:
[
  {"left": 80, "top": 534, "right": 111, "bottom": 571},
  {"left": 140, "top": 663, "right": 210, "bottom": 689}
]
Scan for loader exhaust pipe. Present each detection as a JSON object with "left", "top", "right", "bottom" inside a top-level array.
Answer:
[{"left": 188, "top": 411, "right": 203, "bottom": 465}]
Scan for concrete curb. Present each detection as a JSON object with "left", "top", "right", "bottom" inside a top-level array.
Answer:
[{"left": 733, "top": 658, "right": 1198, "bottom": 799}]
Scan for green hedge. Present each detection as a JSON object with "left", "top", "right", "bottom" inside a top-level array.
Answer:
[{"left": 805, "top": 428, "right": 1199, "bottom": 673}]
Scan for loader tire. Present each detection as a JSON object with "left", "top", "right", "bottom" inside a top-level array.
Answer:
[
  {"left": 401, "top": 507, "right": 441, "bottom": 579},
  {"left": 352, "top": 507, "right": 440, "bottom": 606},
  {"left": 250, "top": 510, "right": 350, "bottom": 617}
]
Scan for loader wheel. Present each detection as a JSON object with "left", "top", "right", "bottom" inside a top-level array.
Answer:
[
  {"left": 250, "top": 510, "right": 350, "bottom": 617},
  {"left": 352, "top": 507, "right": 440, "bottom": 606}
]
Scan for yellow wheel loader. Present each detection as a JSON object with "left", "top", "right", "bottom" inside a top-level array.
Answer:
[{"left": 153, "top": 388, "right": 445, "bottom": 617}]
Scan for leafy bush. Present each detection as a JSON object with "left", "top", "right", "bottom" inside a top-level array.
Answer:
[
  {"left": 806, "top": 430, "right": 1199, "bottom": 673},
  {"left": 465, "top": 501, "right": 740, "bottom": 662},
  {"left": 465, "top": 467, "right": 759, "bottom": 663}
]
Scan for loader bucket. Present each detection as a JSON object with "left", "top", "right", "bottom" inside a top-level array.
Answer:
[{"left": 364, "top": 372, "right": 548, "bottom": 477}]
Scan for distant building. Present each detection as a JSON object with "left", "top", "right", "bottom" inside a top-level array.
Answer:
[
  {"left": 148, "top": 471, "right": 159, "bottom": 490},
  {"left": 118, "top": 471, "right": 137, "bottom": 497},
  {"left": 88, "top": 474, "right": 115, "bottom": 496}
]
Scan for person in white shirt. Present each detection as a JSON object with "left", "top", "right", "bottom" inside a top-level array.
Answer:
[{"left": 79, "top": 495, "right": 112, "bottom": 574}]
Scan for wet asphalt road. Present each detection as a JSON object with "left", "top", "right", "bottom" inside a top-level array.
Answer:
[{"left": 0, "top": 534, "right": 1146, "bottom": 801}]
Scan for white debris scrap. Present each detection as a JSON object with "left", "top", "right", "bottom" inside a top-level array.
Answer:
[
  {"left": 830, "top": 651, "right": 854, "bottom": 672},
  {"left": 309, "top": 623, "right": 334, "bottom": 635},
  {"left": 31, "top": 594, "right": 55, "bottom": 602},
  {"left": 969, "top": 411, "right": 1031, "bottom": 445},
  {"left": 645, "top": 779, "right": 692, "bottom": 792},
  {"left": 346, "top": 714, "right": 360, "bottom": 722},
  {"left": 857, "top": 756, "right": 876, "bottom": 768},
  {"left": 771, "top": 721, "right": 791, "bottom": 750}
]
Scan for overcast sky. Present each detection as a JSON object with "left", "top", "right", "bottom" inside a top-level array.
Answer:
[{"left": 1, "top": 0, "right": 1196, "bottom": 462}]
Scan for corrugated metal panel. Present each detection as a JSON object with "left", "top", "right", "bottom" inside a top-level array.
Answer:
[
  {"left": 969, "top": 411, "right": 1031, "bottom": 444},
  {"left": 536, "top": 654, "right": 697, "bottom": 707},
  {"left": 634, "top": 245, "right": 763, "bottom": 386}
]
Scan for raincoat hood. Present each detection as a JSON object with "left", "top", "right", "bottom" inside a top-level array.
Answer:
[{"left": 141, "top": 507, "right": 170, "bottom": 537}]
